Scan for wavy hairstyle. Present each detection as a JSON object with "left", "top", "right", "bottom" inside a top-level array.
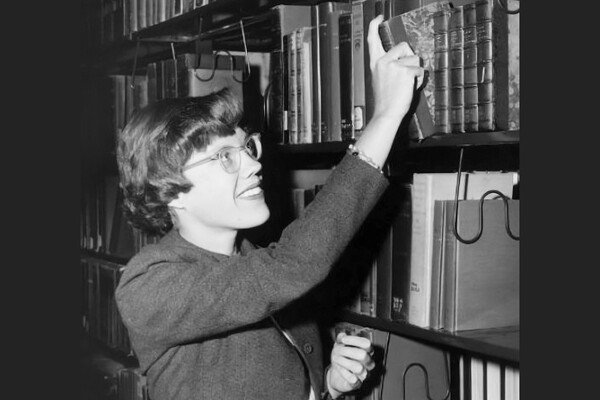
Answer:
[{"left": 117, "top": 88, "right": 243, "bottom": 235}]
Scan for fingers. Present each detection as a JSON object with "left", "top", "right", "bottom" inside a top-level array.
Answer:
[
  {"left": 386, "top": 41, "right": 415, "bottom": 59},
  {"left": 333, "top": 334, "right": 376, "bottom": 371},
  {"left": 335, "top": 365, "right": 363, "bottom": 388},
  {"left": 367, "top": 15, "right": 385, "bottom": 65}
]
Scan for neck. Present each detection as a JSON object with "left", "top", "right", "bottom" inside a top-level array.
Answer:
[{"left": 177, "top": 224, "right": 238, "bottom": 256}]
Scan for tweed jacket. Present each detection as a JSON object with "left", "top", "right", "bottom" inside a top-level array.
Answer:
[{"left": 115, "top": 154, "right": 389, "bottom": 400}]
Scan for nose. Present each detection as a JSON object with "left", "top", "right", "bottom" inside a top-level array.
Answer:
[{"left": 239, "top": 150, "right": 262, "bottom": 178}]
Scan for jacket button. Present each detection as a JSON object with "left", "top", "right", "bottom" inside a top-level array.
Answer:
[{"left": 303, "top": 343, "right": 313, "bottom": 354}]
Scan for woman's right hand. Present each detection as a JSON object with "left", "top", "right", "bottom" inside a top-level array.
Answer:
[{"left": 367, "top": 14, "right": 425, "bottom": 126}]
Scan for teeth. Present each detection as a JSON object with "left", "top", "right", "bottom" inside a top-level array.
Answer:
[{"left": 239, "top": 187, "right": 262, "bottom": 198}]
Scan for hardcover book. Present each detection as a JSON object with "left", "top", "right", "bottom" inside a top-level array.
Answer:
[
  {"left": 378, "top": 0, "right": 453, "bottom": 140},
  {"left": 409, "top": 171, "right": 517, "bottom": 328},
  {"left": 266, "top": 5, "right": 312, "bottom": 143},
  {"left": 437, "top": 199, "right": 519, "bottom": 332}
]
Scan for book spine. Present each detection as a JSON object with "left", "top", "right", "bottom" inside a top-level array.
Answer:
[
  {"left": 449, "top": 6, "right": 465, "bottom": 133},
  {"left": 433, "top": 9, "right": 451, "bottom": 134},
  {"left": 137, "top": 0, "right": 146, "bottom": 30},
  {"left": 298, "top": 27, "right": 314, "bottom": 143},
  {"left": 407, "top": 175, "right": 432, "bottom": 327},
  {"left": 375, "top": 225, "right": 393, "bottom": 320},
  {"left": 442, "top": 200, "right": 458, "bottom": 332},
  {"left": 429, "top": 200, "right": 446, "bottom": 329},
  {"left": 463, "top": 3, "right": 479, "bottom": 132},
  {"left": 390, "top": 184, "right": 412, "bottom": 322},
  {"left": 339, "top": 12, "right": 355, "bottom": 141},
  {"left": 311, "top": 6, "right": 322, "bottom": 143},
  {"left": 295, "top": 29, "right": 305, "bottom": 143},
  {"left": 268, "top": 11, "right": 285, "bottom": 142},
  {"left": 476, "top": 0, "right": 495, "bottom": 131},
  {"left": 351, "top": 1, "right": 365, "bottom": 139},
  {"left": 317, "top": 2, "right": 332, "bottom": 141},
  {"left": 287, "top": 31, "right": 298, "bottom": 143}
]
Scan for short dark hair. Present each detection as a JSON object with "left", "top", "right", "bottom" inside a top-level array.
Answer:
[{"left": 117, "top": 88, "right": 243, "bottom": 235}]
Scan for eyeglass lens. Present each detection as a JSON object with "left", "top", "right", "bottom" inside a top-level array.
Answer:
[{"left": 220, "top": 134, "right": 261, "bottom": 173}]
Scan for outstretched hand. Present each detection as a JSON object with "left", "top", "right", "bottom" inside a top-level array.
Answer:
[{"left": 367, "top": 14, "right": 424, "bottom": 125}]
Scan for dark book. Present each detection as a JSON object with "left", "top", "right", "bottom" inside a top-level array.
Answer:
[
  {"left": 433, "top": 9, "right": 451, "bottom": 134},
  {"left": 463, "top": 2, "right": 479, "bottom": 131},
  {"left": 378, "top": 1, "right": 452, "bottom": 140},
  {"left": 266, "top": 5, "right": 312, "bottom": 143},
  {"left": 146, "top": 62, "right": 158, "bottom": 104},
  {"left": 390, "top": 183, "right": 412, "bottom": 322},
  {"left": 375, "top": 224, "right": 393, "bottom": 320},
  {"left": 436, "top": 199, "right": 520, "bottom": 332},
  {"left": 287, "top": 30, "right": 298, "bottom": 143},
  {"left": 310, "top": 5, "right": 322, "bottom": 143},
  {"left": 318, "top": 1, "right": 352, "bottom": 142},
  {"left": 339, "top": 11, "right": 354, "bottom": 141},
  {"left": 449, "top": 5, "right": 465, "bottom": 133},
  {"left": 175, "top": 53, "right": 198, "bottom": 97},
  {"left": 155, "top": 60, "right": 165, "bottom": 101},
  {"left": 164, "top": 58, "right": 176, "bottom": 99}
]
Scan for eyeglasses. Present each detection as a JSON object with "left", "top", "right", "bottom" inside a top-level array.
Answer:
[{"left": 183, "top": 133, "right": 262, "bottom": 174}]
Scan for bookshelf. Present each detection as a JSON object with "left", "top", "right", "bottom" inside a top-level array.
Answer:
[{"left": 81, "top": 1, "right": 520, "bottom": 399}]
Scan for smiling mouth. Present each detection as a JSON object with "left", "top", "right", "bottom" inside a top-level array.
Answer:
[{"left": 237, "top": 186, "right": 264, "bottom": 199}]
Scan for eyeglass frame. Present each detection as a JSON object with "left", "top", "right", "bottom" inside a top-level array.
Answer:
[{"left": 182, "top": 133, "right": 262, "bottom": 174}]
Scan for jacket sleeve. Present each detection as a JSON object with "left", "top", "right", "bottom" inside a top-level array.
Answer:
[{"left": 115, "top": 155, "right": 388, "bottom": 350}]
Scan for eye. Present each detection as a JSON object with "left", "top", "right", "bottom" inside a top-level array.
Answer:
[
  {"left": 219, "top": 149, "right": 234, "bottom": 164},
  {"left": 245, "top": 138, "right": 258, "bottom": 159}
]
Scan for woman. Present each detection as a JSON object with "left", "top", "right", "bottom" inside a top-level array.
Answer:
[{"left": 115, "top": 15, "right": 423, "bottom": 400}]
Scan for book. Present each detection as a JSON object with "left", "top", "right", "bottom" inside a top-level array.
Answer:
[
  {"left": 433, "top": 8, "right": 451, "bottom": 134},
  {"left": 448, "top": 5, "right": 465, "bottom": 133},
  {"left": 390, "top": 183, "right": 412, "bottom": 322},
  {"left": 475, "top": 0, "right": 520, "bottom": 131},
  {"left": 310, "top": 5, "right": 322, "bottom": 143},
  {"left": 463, "top": 2, "right": 479, "bottom": 132},
  {"left": 287, "top": 30, "right": 298, "bottom": 143},
  {"left": 375, "top": 224, "right": 393, "bottom": 320},
  {"left": 408, "top": 171, "right": 517, "bottom": 328},
  {"left": 266, "top": 5, "right": 312, "bottom": 143},
  {"left": 339, "top": 11, "right": 355, "bottom": 141},
  {"left": 378, "top": 1, "right": 453, "bottom": 140},
  {"left": 317, "top": 1, "right": 352, "bottom": 142},
  {"left": 470, "top": 356, "right": 485, "bottom": 400},
  {"left": 504, "top": 364, "right": 520, "bottom": 400},
  {"left": 351, "top": 1, "right": 366, "bottom": 138},
  {"left": 486, "top": 360, "right": 502, "bottom": 400},
  {"left": 146, "top": 62, "right": 158, "bottom": 104},
  {"left": 297, "top": 26, "right": 315, "bottom": 143},
  {"left": 437, "top": 199, "right": 519, "bottom": 332}
]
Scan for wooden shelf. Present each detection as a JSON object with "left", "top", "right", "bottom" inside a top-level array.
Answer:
[
  {"left": 338, "top": 311, "right": 519, "bottom": 365},
  {"left": 410, "top": 130, "right": 520, "bottom": 148}
]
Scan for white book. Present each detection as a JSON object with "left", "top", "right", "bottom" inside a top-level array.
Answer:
[
  {"left": 408, "top": 171, "right": 518, "bottom": 327},
  {"left": 486, "top": 360, "right": 502, "bottom": 400},
  {"left": 470, "top": 357, "right": 485, "bottom": 400},
  {"left": 505, "top": 365, "right": 520, "bottom": 400}
]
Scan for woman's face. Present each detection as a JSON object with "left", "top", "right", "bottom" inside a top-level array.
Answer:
[{"left": 174, "top": 127, "right": 270, "bottom": 232}]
